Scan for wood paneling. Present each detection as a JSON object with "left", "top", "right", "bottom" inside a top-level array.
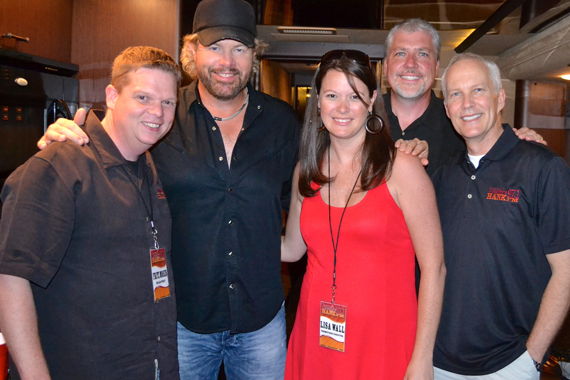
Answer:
[
  {"left": 538, "top": 128, "right": 567, "bottom": 163},
  {"left": 260, "top": 60, "right": 292, "bottom": 106},
  {"left": 0, "top": 0, "right": 73, "bottom": 62},
  {"left": 515, "top": 80, "right": 568, "bottom": 160},
  {"left": 71, "top": 0, "right": 179, "bottom": 108}
]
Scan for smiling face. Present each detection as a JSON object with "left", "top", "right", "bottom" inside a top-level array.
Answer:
[
  {"left": 318, "top": 69, "right": 376, "bottom": 144},
  {"left": 192, "top": 39, "right": 254, "bottom": 100},
  {"left": 105, "top": 67, "right": 177, "bottom": 161},
  {"left": 444, "top": 58, "right": 505, "bottom": 154},
  {"left": 384, "top": 30, "right": 439, "bottom": 100}
]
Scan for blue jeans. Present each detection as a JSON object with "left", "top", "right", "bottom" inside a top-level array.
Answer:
[{"left": 177, "top": 304, "right": 287, "bottom": 380}]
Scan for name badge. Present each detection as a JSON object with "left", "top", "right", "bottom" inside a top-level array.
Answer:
[
  {"left": 319, "top": 301, "right": 346, "bottom": 352},
  {"left": 150, "top": 247, "right": 170, "bottom": 302}
]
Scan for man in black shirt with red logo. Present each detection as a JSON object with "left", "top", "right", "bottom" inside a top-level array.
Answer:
[
  {"left": 432, "top": 53, "right": 570, "bottom": 379},
  {"left": 0, "top": 47, "right": 181, "bottom": 380}
]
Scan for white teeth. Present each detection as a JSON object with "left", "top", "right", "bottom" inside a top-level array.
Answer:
[
  {"left": 334, "top": 118, "right": 351, "bottom": 123},
  {"left": 143, "top": 122, "right": 160, "bottom": 129},
  {"left": 462, "top": 114, "right": 481, "bottom": 121},
  {"left": 401, "top": 75, "right": 420, "bottom": 80},
  {"left": 218, "top": 73, "right": 234, "bottom": 77}
]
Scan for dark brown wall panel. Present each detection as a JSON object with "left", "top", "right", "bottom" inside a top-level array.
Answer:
[
  {"left": 515, "top": 80, "right": 568, "bottom": 160},
  {"left": 260, "top": 60, "right": 292, "bottom": 106},
  {"left": 0, "top": 0, "right": 73, "bottom": 62},
  {"left": 71, "top": 0, "right": 179, "bottom": 108}
]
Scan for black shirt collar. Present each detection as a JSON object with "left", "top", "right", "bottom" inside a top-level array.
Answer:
[
  {"left": 189, "top": 81, "right": 261, "bottom": 132},
  {"left": 86, "top": 110, "right": 155, "bottom": 175},
  {"left": 384, "top": 90, "right": 441, "bottom": 132},
  {"left": 463, "top": 123, "right": 517, "bottom": 166},
  {"left": 85, "top": 111, "right": 126, "bottom": 169}
]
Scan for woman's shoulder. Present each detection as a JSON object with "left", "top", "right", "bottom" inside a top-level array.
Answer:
[
  {"left": 391, "top": 150, "right": 426, "bottom": 178},
  {"left": 387, "top": 150, "right": 432, "bottom": 194}
]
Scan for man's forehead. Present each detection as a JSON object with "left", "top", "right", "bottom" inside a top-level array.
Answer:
[
  {"left": 447, "top": 60, "right": 492, "bottom": 88},
  {"left": 391, "top": 30, "right": 434, "bottom": 50},
  {"left": 124, "top": 68, "right": 177, "bottom": 91}
]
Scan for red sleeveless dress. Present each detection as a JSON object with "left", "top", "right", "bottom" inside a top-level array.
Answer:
[{"left": 285, "top": 182, "right": 417, "bottom": 380}]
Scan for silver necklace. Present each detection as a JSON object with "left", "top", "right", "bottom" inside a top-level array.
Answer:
[{"left": 212, "top": 90, "right": 249, "bottom": 122}]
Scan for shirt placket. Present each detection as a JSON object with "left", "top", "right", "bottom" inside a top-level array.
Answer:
[
  {"left": 208, "top": 117, "right": 243, "bottom": 332},
  {"left": 463, "top": 161, "right": 480, "bottom": 219}
]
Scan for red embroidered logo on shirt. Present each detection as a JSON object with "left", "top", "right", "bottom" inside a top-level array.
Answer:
[
  {"left": 157, "top": 188, "right": 166, "bottom": 200},
  {"left": 486, "top": 188, "right": 519, "bottom": 203}
]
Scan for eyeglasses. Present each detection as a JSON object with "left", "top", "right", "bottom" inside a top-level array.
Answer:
[{"left": 320, "top": 50, "right": 372, "bottom": 68}]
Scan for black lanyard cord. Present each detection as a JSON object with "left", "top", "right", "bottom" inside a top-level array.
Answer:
[
  {"left": 327, "top": 147, "right": 362, "bottom": 304},
  {"left": 122, "top": 163, "right": 159, "bottom": 249}
]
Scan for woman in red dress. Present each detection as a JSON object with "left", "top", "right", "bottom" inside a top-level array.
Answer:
[{"left": 282, "top": 50, "right": 446, "bottom": 380}]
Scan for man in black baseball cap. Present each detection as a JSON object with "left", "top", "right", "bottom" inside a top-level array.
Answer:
[
  {"left": 38, "top": 1, "right": 300, "bottom": 379},
  {"left": 192, "top": 0, "right": 257, "bottom": 47},
  {"left": 169, "top": 3, "right": 299, "bottom": 378}
]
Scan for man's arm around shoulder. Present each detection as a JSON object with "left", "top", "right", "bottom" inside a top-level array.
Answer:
[{"left": 0, "top": 274, "right": 50, "bottom": 379}]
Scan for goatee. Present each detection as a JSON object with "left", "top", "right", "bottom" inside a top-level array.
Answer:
[{"left": 198, "top": 68, "right": 252, "bottom": 101}]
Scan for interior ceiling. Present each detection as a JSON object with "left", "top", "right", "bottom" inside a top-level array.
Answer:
[{"left": 259, "top": 0, "right": 570, "bottom": 83}]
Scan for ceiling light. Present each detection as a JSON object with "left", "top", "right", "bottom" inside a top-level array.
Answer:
[
  {"left": 277, "top": 27, "right": 337, "bottom": 35},
  {"left": 561, "top": 74, "right": 570, "bottom": 80}
]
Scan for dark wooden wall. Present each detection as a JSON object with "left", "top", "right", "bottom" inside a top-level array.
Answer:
[
  {"left": 71, "top": 0, "right": 179, "bottom": 109},
  {"left": 515, "top": 80, "right": 569, "bottom": 163},
  {"left": 1, "top": 0, "right": 180, "bottom": 109},
  {"left": 0, "top": 0, "right": 74, "bottom": 63}
]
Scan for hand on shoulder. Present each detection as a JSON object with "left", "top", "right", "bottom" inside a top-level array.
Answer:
[{"left": 37, "top": 108, "right": 89, "bottom": 150}]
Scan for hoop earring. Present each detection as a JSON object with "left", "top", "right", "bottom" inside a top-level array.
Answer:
[
  {"left": 317, "top": 108, "right": 326, "bottom": 132},
  {"left": 365, "top": 113, "right": 385, "bottom": 134}
]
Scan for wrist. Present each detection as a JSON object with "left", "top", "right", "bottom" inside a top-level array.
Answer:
[{"left": 531, "top": 357, "right": 542, "bottom": 372}]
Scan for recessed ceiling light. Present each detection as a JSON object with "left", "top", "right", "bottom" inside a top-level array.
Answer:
[
  {"left": 277, "top": 27, "right": 337, "bottom": 35},
  {"left": 561, "top": 74, "right": 570, "bottom": 80}
]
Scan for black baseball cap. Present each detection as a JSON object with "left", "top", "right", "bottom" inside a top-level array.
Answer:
[{"left": 193, "top": 0, "right": 257, "bottom": 48}]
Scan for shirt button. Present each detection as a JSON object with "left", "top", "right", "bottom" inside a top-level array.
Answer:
[
  {"left": 157, "top": 336, "right": 161, "bottom": 342},
  {"left": 471, "top": 175, "right": 476, "bottom": 180},
  {"left": 228, "top": 188, "right": 233, "bottom": 193},
  {"left": 219, "top": 156, "right": 224, "bottom": 161},
  {"left": 212, "top": 126, "right": 217, "bottom": 131},
  {"left": 228, "top": 251, "right": 234, "bottom": 257},
  {"left": 233, "top": 156, "right": 237, "bottom": 161},
  {"left": 467, "top": 194, "right": 473, "bottom": 199},
  {"left": 229, "top": 284, "right": 235, "bottom": 290},
  {"left": 228, "top": 220, "right": 233, "bottom": 225},
  {"left": 257, "top": 105, "right": 261, "bottom": 110},
  {"left": 402, "top": 131, "right": 406, "bottom": 136}
]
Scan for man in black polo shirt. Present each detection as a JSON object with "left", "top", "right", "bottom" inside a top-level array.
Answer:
[
  {"left": 383, "top": 18, "right": 465, "bottom": 176},
  {"left": 432, "top": 53, "right": 570, "bottom": 379},
  {"left": 0, "top": 46, "right": 181, "bottom": 379},
  {"left": 383, "top": 18, "right": 545, "bottom": 175}
]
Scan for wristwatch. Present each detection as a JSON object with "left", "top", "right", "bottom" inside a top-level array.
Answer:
[{"left": 532, "top": 357, "right": 542, "bottom": 372}]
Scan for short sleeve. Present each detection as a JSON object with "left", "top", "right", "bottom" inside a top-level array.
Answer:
[
  {"left": 536, "top": 155, "right": 570, "bottom": 254},
  {"left": 0, "top": 156, "right": 74, "bottom": 287}
]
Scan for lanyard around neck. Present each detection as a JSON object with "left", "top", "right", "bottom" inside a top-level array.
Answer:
[
  {"left": 122, "top": 163, "right": 159, "bottom": 249},
  {"left": 327, "top": 147, "right": 362, "bottom": 304}
]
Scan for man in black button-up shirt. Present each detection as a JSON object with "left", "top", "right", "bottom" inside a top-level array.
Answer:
[
  {"left": 162, "top": 1, "right": 299, "bottom": 378},
  {"left": 0, "top": 47, "right": 181, "bottom": 380}
]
